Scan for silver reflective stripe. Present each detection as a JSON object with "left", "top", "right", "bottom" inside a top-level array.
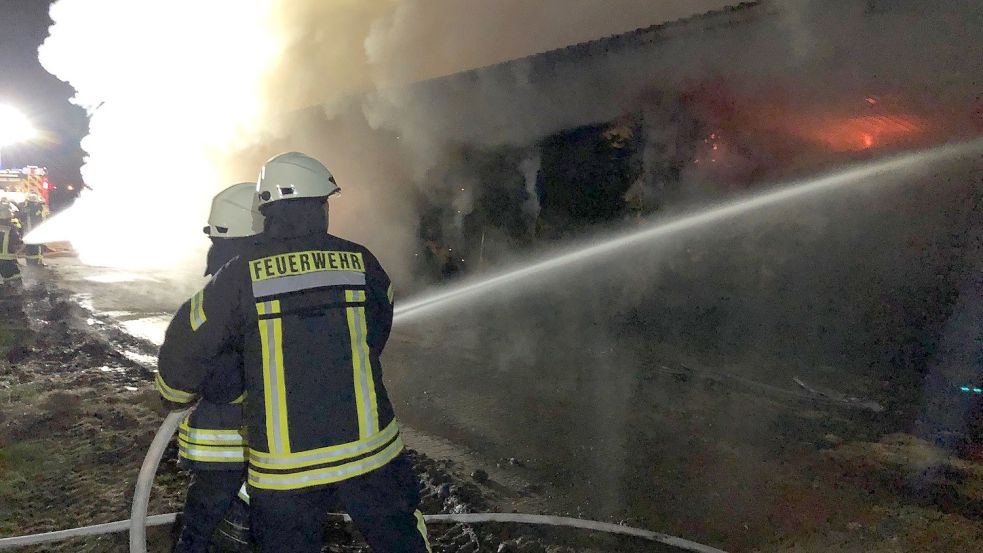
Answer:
[
  {"left": 249, "top": 437, "right": 403, "bottom": 488},
  {"left": 180, "top": 429, "right": 244, "bottom": 442},
  {"left": 1, "top": 227, "right": 9, "bottom": 258},
  {"left": 262, "top": 304, "right": 285, "bottom": 454},
  {"left": 352, "top": 306, "right": 376, "bottom": 436},
  {"left": 252, "top": 271, "right": 366, "bottom": 297},
  {"left": 180, "top": 446, "right": 246, "bottom": 460},
  {"left": 348, "top": 290, "right": 366, "bottom": 302},
  {"left": 249, "top": 421, "right": 398, "bottom": 467},
  {"left": 238, "top": 483, "right": 250, "bottom": 504}
]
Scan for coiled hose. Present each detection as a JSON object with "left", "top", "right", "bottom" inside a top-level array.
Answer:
[{"left": 0, "top": 411, "right": 730, "bottom": 553}]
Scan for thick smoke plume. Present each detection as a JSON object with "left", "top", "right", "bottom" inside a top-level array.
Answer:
[
  {"left": 38, "top": 0, "right": 280, "bottom": 270},
  {"left": 36, "top": 2, "right": 983, "bottom": 543},
  {"left": 38, "top": 0, "right": 733, "bottom": 272},
  {"left": 253, "top": 0, "right": 979, "bottom": 283}
]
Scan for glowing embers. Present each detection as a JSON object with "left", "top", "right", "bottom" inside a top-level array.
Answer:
[
  {"left": 800, "top": 113, "right": 926, "bottom": 152},
  {"left": 693, "top": 131, "right": 723, "bottom": 165}
]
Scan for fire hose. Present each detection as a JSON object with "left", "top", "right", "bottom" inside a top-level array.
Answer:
[{"left": 0, "top": 410, "right": 730, "bottom": 553}]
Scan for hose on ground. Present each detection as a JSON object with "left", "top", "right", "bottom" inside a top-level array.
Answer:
[
  {"left": 1, "top": 512, "right": 728, "bottom": 553},
  {"left": 0, "top": 410, "right": 730, "bottom": 553},
  {"left": 129, "top": 408, "right": 189, "bottom": 553},
  {"left": 426, "top": 514, "right": 729, "bottom": 553},
  {"left": 0, "top": 515, "right": 176, "bottom": 549}
]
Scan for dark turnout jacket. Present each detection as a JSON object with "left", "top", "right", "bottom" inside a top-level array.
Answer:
[
  {"left": 0, "top": 221, "right": 21, "bottom": 259},
  {"left": 158, "top": 232, "right": 399, "bottom": 492},
  {"left": 155, "top": 299, "right": 246, "bottom": 469}
]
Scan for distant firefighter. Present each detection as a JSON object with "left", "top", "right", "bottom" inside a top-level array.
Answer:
[
  {"left": 0, "top": 200, "right": 23, "bottom": 291},
  {"left": 20, "top": 193, "right": 46, "bottom": 266}
]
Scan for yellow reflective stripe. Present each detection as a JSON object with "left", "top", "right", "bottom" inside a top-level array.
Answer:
[
  {"left": 271, "top": 314, "right": 288, "bottom": 451},
  {"left": 179, "top": 434, "right": 245, "bottom": 447},
  {"left": 346, "top": 296, "right": 377, "bottom": 438},
  {"left": 179, "top": 422, "right": 242, "bottom": 436},
  {"left": 257, "top": 302, "right": 275, "bottom": 453},
  {"left": 190, "top": 288, "right": 207, "bottom": 331},
  {"left": 155, "top": 373, "right": 196, "bottom": 403},
  {"left": 179, "top": 437, "right": 246, "bottom": 453},
  {"left": 415, "top": 510, "right": 432, "bottom": 553},
  {"left": 346, "top": 289, "right": 365, "bottom": 302},
  {"left": 231, "top": 391, "right": 246, "bottom": 404},
  {"left": 247, "top": 436, "right": 403, "bottom": 491},
  {"left": 257, "top": 300, "right": 289, "bottom": 454},
  {"left": 250, "top": 250, "right": 366, "bottom": 281},
  {"left": 387, "top": 283, "right": 394, "bottom": 304},
  {"left": 358, "top": 303, "right": 378, "bottom": 435},
  {"left": 248, "top": 420, "right": 399, "bottom": 470}
]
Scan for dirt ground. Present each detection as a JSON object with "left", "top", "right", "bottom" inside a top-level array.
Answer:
[
  {"left": 0, "top": 281, "right": 180, "bottom": 552},
  {"left": 0, "top": 277, "right": 644, "bottom": 552},
  {"left": 2, "top": 272, "right": 982, "bottom": 552}
]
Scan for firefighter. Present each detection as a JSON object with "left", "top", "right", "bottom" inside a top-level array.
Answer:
[
  {"left": 158, "top": 152, "right": 430, "bottom": 553},
  {"left": 160, "top": 183, "right": 263, "bottom": 553},
  {"left": 0, "top": 201, "right": 23, "bottom": 291},
  {"left": 20, "top": 193, "right": 46, "bottom": 266}
]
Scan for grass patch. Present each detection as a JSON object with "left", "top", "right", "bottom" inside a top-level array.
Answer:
[
  {"left": 0, "top": 322, "right": 34, "bottom": 353},
  {"left": 39, "top": 391, "right": 84, "bottom": 419},
  {"left": 0, "top": 440, "right": 48, "bottom": 493},
  {"left": 0, "top": 382, "right": 44, "bottom": 405}
]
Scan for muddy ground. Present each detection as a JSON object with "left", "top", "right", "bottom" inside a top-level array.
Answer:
[{"left": 1, "top": 269, "right": 983, "bottom": 552}]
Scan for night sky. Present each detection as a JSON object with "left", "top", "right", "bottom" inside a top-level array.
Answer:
[{"left": 0, "top": 0, "right": 86, "bottom": 188}]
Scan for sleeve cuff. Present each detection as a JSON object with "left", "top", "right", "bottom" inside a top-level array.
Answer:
[{"left": 155, "top": 373, "right": 198, "bottom": 404}]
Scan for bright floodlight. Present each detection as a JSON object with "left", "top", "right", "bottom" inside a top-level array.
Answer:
[{"left": 0, "top": 104, "right": 37, "bottom": 147}]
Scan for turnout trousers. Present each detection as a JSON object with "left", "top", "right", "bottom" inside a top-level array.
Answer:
[
  {"left": 0, "top": 260, "right": 21, "bottom": 286},
  {"left": 250, "top": 454, "right": 431, "bottom": 553},
  {"left": 173, "top": 469, "right": 244, "bottom": 553},
  {"left": 23, "top": 244, "right": 43, "bottom": 266}
]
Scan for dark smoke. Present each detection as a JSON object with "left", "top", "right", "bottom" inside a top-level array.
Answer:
[{"left": 238, "top": 1, "right": 983, "bottom": 545}]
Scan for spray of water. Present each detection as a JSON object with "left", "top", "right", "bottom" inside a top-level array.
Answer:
[{"left": 393, "top": 138, "right": 983, "bottom": 324}]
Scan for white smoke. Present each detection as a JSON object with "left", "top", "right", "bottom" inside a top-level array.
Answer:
[
  {"left": 37, "top": 0, "right": 737, "bottom": 271},
  {"left": 360, "top": 0, "right": 735, "bottom": 173},
  {"left": 39, "top": 0, "right": 279, "bottom": 269}
]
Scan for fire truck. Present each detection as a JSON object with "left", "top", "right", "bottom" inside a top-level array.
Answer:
[{"left": 0, "top": 166, "right": 50, "bottom": 205}]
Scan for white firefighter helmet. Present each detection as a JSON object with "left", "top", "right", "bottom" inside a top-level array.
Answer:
[
  {"left": 256, "top": 152, "right": 340, "bottom": 209},
  {"left": 204, "top": 182, "right": 263, "bottom": 238},
  {"left": 26, "top": 193, "right": 41, "bottom": 203}
]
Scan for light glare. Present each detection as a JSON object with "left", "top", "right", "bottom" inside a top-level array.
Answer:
[
  {"left": 38, "top": 0, "right": 279, "bottom": 269},
  {"left": 0, "top": 105, "right": 37, "bottom": 147}
]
